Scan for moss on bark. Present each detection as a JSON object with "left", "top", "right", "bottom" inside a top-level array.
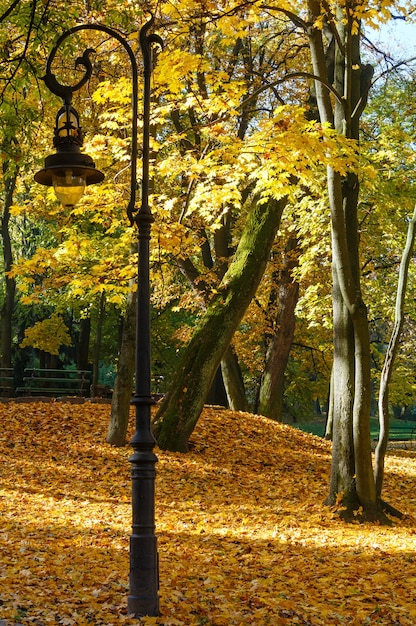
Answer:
[{"left": 153, "top": 196, "right": 287, "bottom": 451}]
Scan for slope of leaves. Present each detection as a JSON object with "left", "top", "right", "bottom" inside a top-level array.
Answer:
[{"left": 1, "top": 402, "right": 416, "bottom": 625}]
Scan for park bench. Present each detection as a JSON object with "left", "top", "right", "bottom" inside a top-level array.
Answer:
[
  {"left": 0, "top": 368, "right": 14, "bottom": 397},
  {"left": 16, "top": 368, "right": 91, "bottom": 397},
  {"left": 387, "top": 424, "right": 416, "bottom": 441}
]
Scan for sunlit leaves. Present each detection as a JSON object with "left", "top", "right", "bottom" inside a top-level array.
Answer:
[
  {"left": 11, "top": 222, "right": 135, "bottom": 311},
  {"left": 20, "top": 313, "right": 71, "bottom": 355}
]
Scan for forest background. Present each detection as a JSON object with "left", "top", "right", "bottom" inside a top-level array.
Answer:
[{"left": 1, "top": 0, "right": 416, "bottom": 520}]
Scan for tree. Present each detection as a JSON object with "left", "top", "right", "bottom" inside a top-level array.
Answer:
[
  {"left": 149, "top": 12, "right": 292, "bottom": 411},
  {"left": 300, "top": 0, "right": 416, "bottom": 520},
  {"left": 107, "top": 285, "right": 136, "bottom": 446},
  {"left": 301, "top": 0, "right": 378, "bottom": 518},
  {"left": 1, "top": 161, "right": 17, "bottom": 368},
  {"left": 359, "top": 72, "right": 416, "bottom": 497},
  {"left": 153, "top": 194, "right": 287, "bottom": 451},
  {"left": 0, "top": 0, "right": 135, "bottom": 374},
  {"left": 151, "top": 2, "right": 368, "bottom": 452},
  {"left": 375, "top": 204, "right": 416, "bottom": 497},
  {"left": 256, "top": 232, "right": 300, "bottom": 420}
]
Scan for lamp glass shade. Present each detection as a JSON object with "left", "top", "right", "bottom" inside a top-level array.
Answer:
[
  {"left": 52, "top": 169, "right": 86, "bottom": 207},
  {"left": 56, "top": 108, "right": 80, "bottom": 139}
]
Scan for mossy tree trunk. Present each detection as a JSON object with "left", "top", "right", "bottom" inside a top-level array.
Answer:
[{"left": 153, "top": 196, "right": 287, "bottom": 451}]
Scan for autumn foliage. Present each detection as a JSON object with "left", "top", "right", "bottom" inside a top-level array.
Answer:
[{"left": 0, "top": 401, "right": 416, "bottom": 625}]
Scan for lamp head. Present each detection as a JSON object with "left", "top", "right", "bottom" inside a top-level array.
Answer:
[{"left": 34, "top": 103, "right": 104, "bottom": 207}]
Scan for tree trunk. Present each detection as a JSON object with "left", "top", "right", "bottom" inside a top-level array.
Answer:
[
  {"left": 324, "top": 368, "right": 334, "bottom": 439},
  {"left": 153, "top": 196, "right": 287, "bottom": 451},
  {"left": 257, "top": 235, "right": 300, "bottom": 421},
  {"left": 107, "top": 287, "right": 136, "bottom": 446},
  {"left": 77, "top": 317, "right": 91, "bottom": 372},
  {"left": 327, "top": 267, "right": 356, "bottom": 509},
  {"left": 1, "top": 164, "right": 17, "bottom": 369},
  {"left": 177, "top": 222, "right": 249, "bottom": 410},
  {"left": 375, "top": 204, "right": 416, "bottom": 497},
  {"left": 92, "top": 291, "right": 106, "bottom": 392},
  {"left": 306, "top": 2, "right": 383, "bottom": 520},
  {"left": 221, "top": 345, "right": 248, "bottom": 411}
]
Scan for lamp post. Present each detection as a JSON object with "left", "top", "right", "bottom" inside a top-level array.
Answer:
[{"left": 34, "top": 18, "right": 163, "bottom": 618}]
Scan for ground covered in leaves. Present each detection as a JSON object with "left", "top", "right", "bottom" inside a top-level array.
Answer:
[{"left": 1, "top": 402, "right": 416, "bottom": 625}]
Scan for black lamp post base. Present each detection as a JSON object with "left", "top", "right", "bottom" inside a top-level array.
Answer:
[{"left": 128, "top": 533, "right": 159, "bottom": 616}]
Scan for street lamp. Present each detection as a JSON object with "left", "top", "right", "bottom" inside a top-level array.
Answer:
[
  {"left": 34, "top": 95, "right": 104, "bottom": 207},
  {"left": 34, "top": 18, "right": 163, "bottom": 618}
]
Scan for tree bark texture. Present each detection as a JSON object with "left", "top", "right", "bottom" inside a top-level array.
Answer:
[
  {"left": 221, "top": 345, "right": 249, "bottom": 411},
  {"left": 307, "top": 2, "right": 380, "bottom": 519},
  {"left": 327, "top": 266, "right": 356, "bottom": 508},
  {"left": 107, "top": 287, "right": 136, "bottom": 446},
  {"left": 177, "top": 220, "right": 248, "bottom": 411},
  {"left": 153, "top": 196, "right": 287, "bottom": 451},
  {"left": 257, "top": 235, "right": 300, "bottom": 421}
]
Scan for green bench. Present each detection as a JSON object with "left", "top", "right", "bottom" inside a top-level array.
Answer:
[
  {"left": 0, "top": 368, "right": 14, "bottom": 397},
  {"left": 16, "top": 368, "right": 91, "bottom": 397},
  {"left": 387, "top": 425, "right": 416, "bottom": 441}
]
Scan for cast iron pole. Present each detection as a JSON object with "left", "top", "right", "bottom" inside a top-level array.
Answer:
[
  {"left": 128, "top": 18, "right": 162, "bottom": 617},
  {"left": 36, "top": 16, "right": 163, "bottom": 618}
]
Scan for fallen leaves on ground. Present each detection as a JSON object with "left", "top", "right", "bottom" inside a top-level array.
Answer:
[{"left": 1, "top": 402, "right": 416, "bottom": 625}]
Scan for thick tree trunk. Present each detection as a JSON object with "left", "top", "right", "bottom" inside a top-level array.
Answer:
[
  {"left": 177, "top": 222, "right": 248, "bottom": 410},
  {"left": 307, "top": 2, "right": 383, "bottom": 520},
  {"left": 153, "top": 196, "right": 287, "bottom": 451},
  {"left": 351, "top": 297, "right": 376, "bottom": 512},
  {"left": 375, "top": 204, "right": 416, "bottom": 497},
  {"left": 107, "top": 287, "right": 136, "bottom": 446},
  {"left": 1, "top": 165, "right": 17, "bottom": 369},
  {"left": 327, "top": 267, "right": 356, "bottom": 508},
  {"left": 257, "top": 235, "right": 300, "bottom": 421}
]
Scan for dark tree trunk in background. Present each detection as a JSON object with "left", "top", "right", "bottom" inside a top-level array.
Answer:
[
  {"left": 92, "top": 292, "right": 106, "bottom": 393},
  {"left": 107, "top": 288, "right": 136, "bottom": 446},
  {"left": 257, "top": 234, "right": 300, "bottom": 421},
  {"left": 0, "top": 164, "right": 17, "bottom": 369},
  {"left": 77, "top": 317, "right": 91, "bottom": 372},
  {"left": 221, "top": 345, "right": 249, "bottom": 411}
]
